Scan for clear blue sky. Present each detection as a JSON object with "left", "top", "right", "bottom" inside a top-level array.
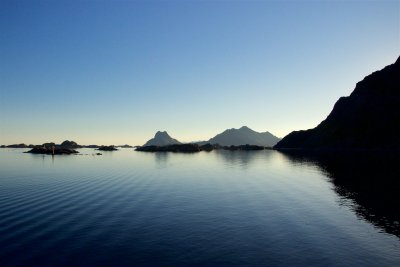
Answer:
[{"left": 1, "top": 0, "right": 399, "bottom": 145}]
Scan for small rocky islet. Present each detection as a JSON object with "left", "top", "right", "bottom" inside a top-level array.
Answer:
[
  {"left": 96, "top": 146, "right": 118, "bottom": 151},
  {"left": 27, "top": 146, "right": 79, "bottom": 155},
  {"left": 24, "top": 141, "right": 81, "bottom": 155}
]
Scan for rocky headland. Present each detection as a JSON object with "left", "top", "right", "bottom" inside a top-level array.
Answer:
[{"left": 275, "top": 56, "right": 400, "bottom": 151}]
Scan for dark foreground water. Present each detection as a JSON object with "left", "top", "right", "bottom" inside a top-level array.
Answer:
[{"left": 0, "top": 148, "right": 399, "bottom": 266}]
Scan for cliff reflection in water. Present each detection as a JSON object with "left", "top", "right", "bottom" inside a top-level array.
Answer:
[{"left": 279, "top": 151, "right": 400, "bottom": 238}]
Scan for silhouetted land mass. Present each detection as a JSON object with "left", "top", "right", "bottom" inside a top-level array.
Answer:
[
  {"left": 137, "top": 144, "right": 201, "bottom": 152},
  {"left": 275, "top": 56, "right": 400, "bottom": 150},
  {"left": 25, "top": 142, "right": 79, "bottom": 154},
  {"left": 42, "top": 142, "right": 56, "bottom": 147},
  {"left": 97, "top": 145, "right": 118, "bottom": 151},
  {"left": 117, "top": 144, "right": 133, "bottom": 148},
  {"left": 222, "top": 144, "right": 266, "bottom": 151},
  {"left": 3, "top": 143, "right": 35, "bottom": 148},
  {"left": 60, "top": 140, "right": 82, "bottom": 148},
  {"left": 83, "top": 145, "right": 101, "bottom": 148},
  {"left": 2, "top": 141, "right": 123, "bottom": 151},
  {"left": 25, "top": 140, "right": 81, "bottom": 154},
  {"left": 136, "top": 143, "right": 267, "bottom": 152},
  {"left": 143, "top": 131, "right": 181, "bottom": 146},
  {"left": 26, "top": 147, "right": 79, "bottom": 155},
  {"left": 206, "top": 126, "right": 280, "bottom": 147},
  {"left": 3, "top": 140, "right": 82, "bottom": 150},
  {"left": 281, "top": 150, "right": 400, "bottom": 237}
]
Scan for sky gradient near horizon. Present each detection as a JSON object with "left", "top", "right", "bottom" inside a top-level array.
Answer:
[{"left": 1, "top": 0, "right": 399, "bottom": 145}]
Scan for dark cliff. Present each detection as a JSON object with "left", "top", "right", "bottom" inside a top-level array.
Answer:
[{"left": 275, "top": 56, "right": 400, "bottom": 150}]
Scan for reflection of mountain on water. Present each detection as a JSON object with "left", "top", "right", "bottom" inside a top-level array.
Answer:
[
  {"left": 214, "top": 150, "right": 273, "bottom": 168},
  {"left": 154, "top": 152, "right": 170, "bottom": 168},
  {"left": 279, "top": 151, "right": 400, "bottom": 238}
]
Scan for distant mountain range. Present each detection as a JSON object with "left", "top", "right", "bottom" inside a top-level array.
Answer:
[
  {"left": 142, "top": 127, "right": 280, "bottom": 147},
  {"left": 275, "top": 56, "right": 400, "bottom": 150},
  {"left": 143, "top": 131, "right": 181, "bottom": 146},
  {"left": 205, "top": 126, "right": 280, "bottom": 147}
]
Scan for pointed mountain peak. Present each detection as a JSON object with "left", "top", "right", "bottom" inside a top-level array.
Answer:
[
  {"left": 143, "top": 131, "right": 181, "bottom": 146},
  {"left": 239, "top": 126, "right": 252, "bottom": 131},
  {"left": 155, "top": 131, "right": 170, "bottom": 137}
]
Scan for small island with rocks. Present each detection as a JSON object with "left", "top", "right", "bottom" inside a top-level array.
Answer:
[
  {"left": 25, "top": 142, "right": 79, "bottom": 155},
  {"left": 96, "top": 145, "right": 118, "bottom": 151},
  {"left": 27, "top": 146, "right": 79, "bottom": 155}
]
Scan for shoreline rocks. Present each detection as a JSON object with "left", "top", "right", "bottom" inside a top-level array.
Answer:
[
  {"left": 135, "top": 143, "right": 267, "bottom": 153},
  {"left": 26, "top": 147, "right": 79, "bottom": 155}
]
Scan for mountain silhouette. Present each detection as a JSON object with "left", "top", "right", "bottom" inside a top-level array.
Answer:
[
  {"left": 143, "top": 131, "right": 181, "bottom": 146},
  {"left": 275, "top": 56, "right": 400, "bottom": 150},
  {"left": 207, "top": 126, "right": 280, "bottom": 147}
]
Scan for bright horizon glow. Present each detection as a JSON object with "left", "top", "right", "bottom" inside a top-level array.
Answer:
[{"left": 1, "top": 1, "right": 399, "bottom": 145}]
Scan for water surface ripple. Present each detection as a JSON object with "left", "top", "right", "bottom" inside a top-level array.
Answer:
[{"left": 0, "top": 148, "right": 399, "bottom": 266}]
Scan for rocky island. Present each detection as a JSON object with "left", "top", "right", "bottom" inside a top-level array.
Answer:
[
  {"left": 96, "top": 145, "right": 118, "bottom": 151},
  {"left": 60, "top": 140, "right": 82, "bottom": 149},
  {"left": 27, "top": 146, "right": 79, "bottom": 155},
  {"left": 25, "top": 140, "right": 81, "bottom": 155}
]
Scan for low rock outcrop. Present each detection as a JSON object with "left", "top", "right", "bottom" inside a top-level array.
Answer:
[
  {"left": 97, "top": 146, "right": 118, "bottom": 151},
  {"left": 136, "top": 144, "right": 200, "bottom": 153},
  {"left": 136, "top": 143, "right": 266, "bottom": 152}
]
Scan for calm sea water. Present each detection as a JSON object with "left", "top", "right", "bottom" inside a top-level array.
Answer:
[{"left": 0, "top": 148, "right": 399, "bottom": 266}]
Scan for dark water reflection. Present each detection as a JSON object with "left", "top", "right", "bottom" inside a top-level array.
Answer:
[
  {"left": 213, "top": 150, "right": 272, "bottom": 168},
  {"left": 0, "top": 149, "right": 399, "bottom": 266},
  {"left": 278, "top": 151, "right": 400, "bottom": 237},
  {"left": 154, "top": 152, "right": 170, "bottom": 168}
]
